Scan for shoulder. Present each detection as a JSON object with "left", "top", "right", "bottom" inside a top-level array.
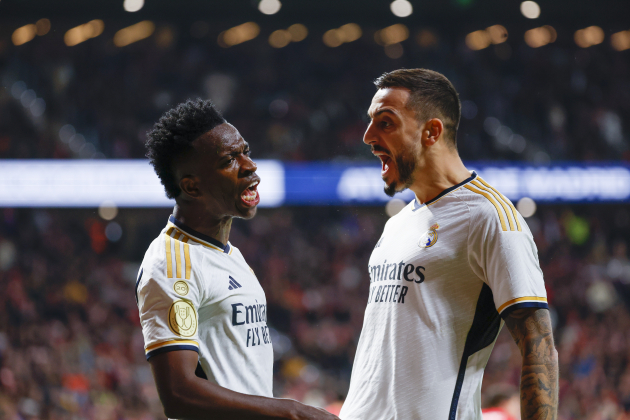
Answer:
[
  {"left": 227, "top": 244, "right": 249, "bottom": 264},
  {"left": 454, "top": 176, "right": 523, "bottom": 234},
  {"left": 142, "top": 233, "right": 168, "bottom": 274}
]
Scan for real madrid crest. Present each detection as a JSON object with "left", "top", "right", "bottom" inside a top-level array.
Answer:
[{"left": 418, "top": 223, "right": 440, "bottom": 248}]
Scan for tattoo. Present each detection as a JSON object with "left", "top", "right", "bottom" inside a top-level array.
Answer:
[{"left": 504, "top": 308, "right": 559, "bottom": 420}]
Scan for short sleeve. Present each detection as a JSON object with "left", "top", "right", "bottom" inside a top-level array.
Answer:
[
  {"left": 468, "top": 206, "right": 548, "bottom": 319},
  {"left": 137, "top": 236, "right": 201, "bottom": 360}
]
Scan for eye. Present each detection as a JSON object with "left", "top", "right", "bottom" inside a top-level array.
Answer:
[
  {"left": 380, "top": 121, "right": 391, "bottom": 128},
  {"left": 244, "top": 148, "right": 251, "bottom": 156}
]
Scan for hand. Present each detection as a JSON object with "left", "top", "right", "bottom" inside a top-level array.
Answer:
[{"left": 288, "top": 400, "right": 341, "bottom": 420}]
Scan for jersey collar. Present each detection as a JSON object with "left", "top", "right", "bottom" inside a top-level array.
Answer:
[
  {"left": 413, "top": 171, "right": 477, "bottom": 211},
  {"left": 168, "top": 215, "right": 231, "bottom": 254}
]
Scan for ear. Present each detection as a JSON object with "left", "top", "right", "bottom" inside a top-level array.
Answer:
[
  {"left": 422, "top": 118, "right": 444, "bottom": 147},
  {"left": 179, "top": 175, "right": 201, "bottom": 199}
]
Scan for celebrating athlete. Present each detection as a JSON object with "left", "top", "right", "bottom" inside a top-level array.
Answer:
[
  {"left": 138, "top": 99, "right": 339, "bottom": 420},
  {"left": 340, "top": 69, "right": 558, "bottom": 420}
]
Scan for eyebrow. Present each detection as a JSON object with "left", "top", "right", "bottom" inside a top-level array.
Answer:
[
  {"left": 368, "top": 108, "right": 397, "bottom": 120},
  {"left": 219, "top": 141, "right": 250, "bottom": 157}
]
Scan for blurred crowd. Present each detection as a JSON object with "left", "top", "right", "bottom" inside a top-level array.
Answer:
[
  {"left": 0, "top": 204, "right": 630, "bottom": 420},
  {"left": 1, "top": 13, "right": 630, "bottom": 420},
  {"left": 0, "top": 20, "right": 629, "bottom": 163}
]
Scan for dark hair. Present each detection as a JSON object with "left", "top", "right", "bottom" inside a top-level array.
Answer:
[
  {"left": 374, "top": 68, "right": 461, "bottom": 147},
  {"left": 145, "top": 99, "right": 225, "bottom": 199}
]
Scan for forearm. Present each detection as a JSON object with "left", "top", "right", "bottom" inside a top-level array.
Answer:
[
  {"left": 504, "top": 308, "right": 559, "bottom": 420},
  {"left": 520, "top": 345, "right": 558, "bottom": 420},
  {"left": 149, "top": 351, "right": 337, "bottom": 420},
  {"left": 159, "top": 377, "right": 297, "bottom": 420}
]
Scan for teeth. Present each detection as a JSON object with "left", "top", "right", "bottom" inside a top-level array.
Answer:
[
  {"left": 242, "top": 189, "right": 257, "bottom": 201},
  {"left": 248, "top": 180, "right": 259, "bottom": 189}
]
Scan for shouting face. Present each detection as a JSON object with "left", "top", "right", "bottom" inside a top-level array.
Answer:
[
  {"left": 364, "top": 88, "right": 422, "bottom": 197},
  {"left": 177, "top": 123, "right": 261, "bottom": 220}
]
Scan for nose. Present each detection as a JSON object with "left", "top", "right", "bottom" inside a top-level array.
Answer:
[
  {"left": 363, "top": 121, "right": 377, "bottom": 145},
  {"left": 240, "top": 154, "right": 257, "bottom": 177}
]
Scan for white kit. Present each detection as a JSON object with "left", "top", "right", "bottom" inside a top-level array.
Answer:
[
  {"left": 136, "top": 216, "right": 273, "bottom": 398},
  {"left": 341, "top": 172, "right": 548, "bottom": 420}
]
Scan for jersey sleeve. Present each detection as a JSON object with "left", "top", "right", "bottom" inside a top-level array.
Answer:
[
  {"left": 468, "top": 201, "right": 548, "bottom": 319},
  {"left": 137, "top": 236, "right": 202, "bottom": 360}
]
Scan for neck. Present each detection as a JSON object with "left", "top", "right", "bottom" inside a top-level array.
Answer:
[
  {"left": 409, "top": 148, "right": 471, "bottom": 204},
  {"left": 172, "top": 203, "right": 232, "bottom": 246}
]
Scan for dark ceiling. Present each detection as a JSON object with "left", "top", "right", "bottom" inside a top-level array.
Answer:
[{"left": 1, "top": 0, "right": 628, "bottom": 31}]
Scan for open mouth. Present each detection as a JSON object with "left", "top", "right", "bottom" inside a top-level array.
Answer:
[
  {"left": 378, "top": 154, "right": 393, "bottom": 177},
  {"left": 240, "top": 180, "right": 260, "bottom": 207}
]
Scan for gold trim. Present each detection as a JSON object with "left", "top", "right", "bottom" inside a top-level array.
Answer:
[
  {"left": 174, "top": 238, "right": 182, "bottom": 279},
  {"left": 464, "top": 185, "right": 507, "bottom": 231},
  {"left": 478, "top": 178, "right": 522, "bottom": 232},
  {"left": 471, "top": 180, "right": 515, "bottom": 231},
  {"left": 182, "top": 237, "right": 191, "bottom": 279},
  {"left": 145, "top": 339, "right": 198, "bottom": 352},
  {"left": 165, "top": 233, "right": 173, "bottom": 278},
  {"left": 497, "top": 296, "right": 548, "bottom": 313}
]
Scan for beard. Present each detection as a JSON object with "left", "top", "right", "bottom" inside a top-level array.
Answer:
[{"left": 384, "top": 153, "right": 416, "bottom": 197}]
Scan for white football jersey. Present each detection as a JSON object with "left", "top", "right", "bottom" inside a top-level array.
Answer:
[
  {"left": 136, "top": 216, "right": 273, "bottom": 398},
  {"left": 340, "top": 172, "right": 548, "bottom": 420}
]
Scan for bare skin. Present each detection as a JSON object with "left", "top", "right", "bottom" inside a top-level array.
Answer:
[
  {"left": 150, "top": 351, "right": 338, "bottom": 420},
  {"left": 150, "top": 122, "right": 340, "bottom": 420},
  {"left": 364, "top": 87, "right": 559, "bottom": 418},
  {"left": 363, "top": 87, "right": 471, "bottom": 203},
  {"left": 504, "top": 308, "right": 559, "bottom": 420},
  {"left": 172, "top": 123, "right": 260, "bottom": 246}
]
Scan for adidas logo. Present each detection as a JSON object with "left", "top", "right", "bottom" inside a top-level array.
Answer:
[{"left": 228, "top": 276, "right": 242, "bottom": 290}]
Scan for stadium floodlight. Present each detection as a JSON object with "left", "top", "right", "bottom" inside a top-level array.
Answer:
[
  {"left": 524, "top": 26, "right": 557, "bottom": 48},
  {"left": 269, "top": 30, "right": 291, "bottom": 48},
  {"left": 259, "top": 0, "right": 281, "bottom": 15},
  {"left": 517, "top": 197, "right": 537, "bottom": 218},
  {"left": 323, "top": 24, "right": 362, "bottom": 48},
  {"left": 520, "top": 1, "right": 540, "bottom": 19},
  {"left": 12, "top": 24, "right": 37, "bottom": 46},
  {"left": 64, "top": 20, "right": 105, "bottom": 47},
  {"left": 374, "top": 24, "right": 409, "bottom": 46},
  {"left": 218, "top": 22, "right": 260, "bottom": 48},
  {"left": 123, "top": 0, "right": 144, "bottom": 12},
  {"left": 611, "top": 30, "right": 630, "bottom": 51},
  {"left": 574, "top": 26, "right": 605, "bottom": 48},
  {"left": 390, "top": 0, "right": 413, "bottom": 17},
  {"left": 35, "top": 19, "right": 51, "bottom": 36},
  {"left": 113, "top": 21, "right": 155, "bottom": 47}
]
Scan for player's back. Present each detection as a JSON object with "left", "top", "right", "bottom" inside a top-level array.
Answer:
[{"left": 340, "top": 173, "right": 547, "bottom": 420}]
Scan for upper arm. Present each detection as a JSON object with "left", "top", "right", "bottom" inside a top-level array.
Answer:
[
  {"left": 137, "top": 237, "right": 202, "bottom": 360},
  {"left": 503, "top": 308, "right": 556, "bottom": 358},
  {"left": 467, "top": 196, "right": 548, "bottom": 318},
  {"left": 149, "top": 349, "right": 200, "bottom": 396}
]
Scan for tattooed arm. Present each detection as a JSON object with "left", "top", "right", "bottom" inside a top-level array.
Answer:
[{"left": 504, "top": 308, "right": 559, "bottom": 420}]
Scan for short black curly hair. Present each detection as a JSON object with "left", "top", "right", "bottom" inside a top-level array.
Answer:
[{"left": 146, "top": 99, "right": 226, "bottom": 199}]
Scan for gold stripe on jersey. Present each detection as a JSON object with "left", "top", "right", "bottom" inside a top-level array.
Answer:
[
  {"left": 464, "top": 184, "right": 508, "bottom": 231},
  {"left": 477, "top": 177, "right": 522, "bottom": 232},
  {"left": 165, "top": 227, "right": 174, "bottom": 278},
  {"left": 471, "top": 180, "right": 516, "bottom": 231},
  {"left": 182, "top": 236, "right": 191, "bottom": 280},
  {"left": 173, "top": 232, "right": 183, "bottom": 279},
  {"left": 145, "top": 339, "right": 199, "bottom": 352},
  {"left": 497, "top": 296, "right": 548, "bottom": 313}
]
